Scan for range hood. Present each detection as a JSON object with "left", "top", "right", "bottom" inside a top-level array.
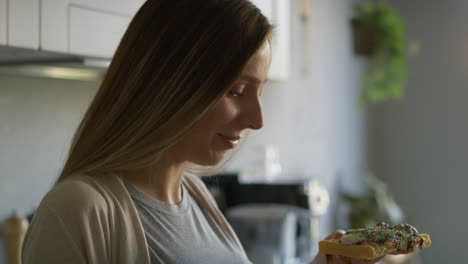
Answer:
[{"left": 0, "top": 45, "right": 109, "bottom": 81}]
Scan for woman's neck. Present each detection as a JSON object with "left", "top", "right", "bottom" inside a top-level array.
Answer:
[{"left": 122, "top": 159, "right": 188, "bottom": 204}]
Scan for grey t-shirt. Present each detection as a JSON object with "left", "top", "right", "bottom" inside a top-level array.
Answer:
[{"left": 124, "top": 180, "right": 251, "bottom": 264}]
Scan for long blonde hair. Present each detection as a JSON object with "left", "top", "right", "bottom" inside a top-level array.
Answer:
[{"left": 57, "top": 0, "right": 273, "bottom": 183}]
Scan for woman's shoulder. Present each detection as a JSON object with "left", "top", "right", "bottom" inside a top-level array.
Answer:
[
  {"left": 183, "top": 173, "right": 204, "bottom": 186},
  {"left": 39, "top": 174, "right": 116, "bottom": 216},
  {"left": 24, "top": 174, "right": 127, "bottom": 263},
  {"left": 183, "top": 173, "right": 212, "bottom": 197},
  {"left": 183, "top": 173, "right": 218, "bottom": 206}
]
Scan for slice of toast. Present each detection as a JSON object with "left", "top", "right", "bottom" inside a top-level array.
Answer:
[{"left": 319, "top": 225, "right": 431, "bottom": 260}]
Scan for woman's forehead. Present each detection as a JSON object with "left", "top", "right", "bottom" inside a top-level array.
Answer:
[{"left": 240, "top": 42, "right": 271, "bottom": 82}]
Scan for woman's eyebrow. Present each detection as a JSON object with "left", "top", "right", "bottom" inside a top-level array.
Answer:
[{"left": 239, "top": 75, "right": 268, "bottom": 84}]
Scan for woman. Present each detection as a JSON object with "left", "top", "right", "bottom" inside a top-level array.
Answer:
[{"left": 22, "top": 0, "right": 382, "bottom": 263}]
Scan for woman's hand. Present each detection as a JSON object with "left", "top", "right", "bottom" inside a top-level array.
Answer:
[{"left": 324, "top": 230, "right": 384, "bottom": 264}]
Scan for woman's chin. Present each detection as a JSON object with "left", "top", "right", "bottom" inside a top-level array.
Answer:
[
  {"left": 192, "top": 152, "right": 226, "bottom": 167},
  {"left": 199, "top": 158, "right": 224, "bottom": 167}
]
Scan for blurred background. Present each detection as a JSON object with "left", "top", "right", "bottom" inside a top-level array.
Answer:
[{"left": 0, "top": 0, "right": 466, "bottom": 263}]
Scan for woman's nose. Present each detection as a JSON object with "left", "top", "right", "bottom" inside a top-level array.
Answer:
[{"left": 241, "top": 98, "right": 263, "bottom": 130}]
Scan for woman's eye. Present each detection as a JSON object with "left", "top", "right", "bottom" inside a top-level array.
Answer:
[
  {"left": 229, "top": 91, "right": 244, "bottom": 97},
  {"left": 228, "top": 85, "right": 246, "bottom": 97}
]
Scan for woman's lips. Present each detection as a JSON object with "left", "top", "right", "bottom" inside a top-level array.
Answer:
[{"left": 218, "top": 134, "right": 240, "bottom": 149}]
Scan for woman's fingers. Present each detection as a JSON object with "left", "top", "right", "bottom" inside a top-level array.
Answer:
[
  {"left": 324, "top": 229, "right": 346, "bottom": 240},
  {"left": 388, "top": 249, "right": 414, "bottom": 255},
  {"left": 327, "top": 254, "right": 384, "bottom": 264}
]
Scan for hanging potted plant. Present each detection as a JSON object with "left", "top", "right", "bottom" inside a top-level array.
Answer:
[{"left": 351, "top": 1, "right": 407, "bottom": 104}]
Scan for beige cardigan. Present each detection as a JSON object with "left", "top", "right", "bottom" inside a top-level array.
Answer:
[{"left": 21, "top": 173, "right": 247, "bottom": 264}]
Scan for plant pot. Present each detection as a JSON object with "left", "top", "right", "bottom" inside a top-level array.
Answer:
[{"left": 351, "top": 19, "right": 376, "bottom": 56}]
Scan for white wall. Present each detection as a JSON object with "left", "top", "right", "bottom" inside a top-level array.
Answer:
[
  {"left": 0, "top": 75, "right": 98, "bottom": 263},
  {"left": 0, "top": 0, "right": 366, "bottom": 262},
  {"left": 368, "top": 1, "right": 468, "bottom": 263}
]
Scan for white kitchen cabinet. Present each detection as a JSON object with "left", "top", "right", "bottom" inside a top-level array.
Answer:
[
  {"left": 41, "top": 0, "right": 145, "bottom": 58},
  {"left": 0, "top": 0, "right": 6, "bottom": 45},
  {"left": 250, "top": 0, "right": 290, "bottom": 80},
  {"left": 8, "top": 0, "right": 40, "bottom": 49}
]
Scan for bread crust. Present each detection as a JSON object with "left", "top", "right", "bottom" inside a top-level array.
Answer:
[{"left": 319, "top": 239, "right": 385, "bottom": 260}]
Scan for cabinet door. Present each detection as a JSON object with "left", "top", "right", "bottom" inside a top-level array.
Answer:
[
  {"left": 41, "top": 0, "right": 68, "bottom": 52},
  {"left": 8, "top": 0, "right": 40, "bottom": 49},
  {"left": 0, "top": 0, "right": 6, "bottom": 45},
  {"left": 41, "top": 0, "right": 144, "bottom": 57},
  {"left": 69, "top": 6, "right": 132, "bottom": 58}
]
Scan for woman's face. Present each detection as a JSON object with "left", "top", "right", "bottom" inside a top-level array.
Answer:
[{"left": 173, "top": 41, "right": 271, "bottom": 166}]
